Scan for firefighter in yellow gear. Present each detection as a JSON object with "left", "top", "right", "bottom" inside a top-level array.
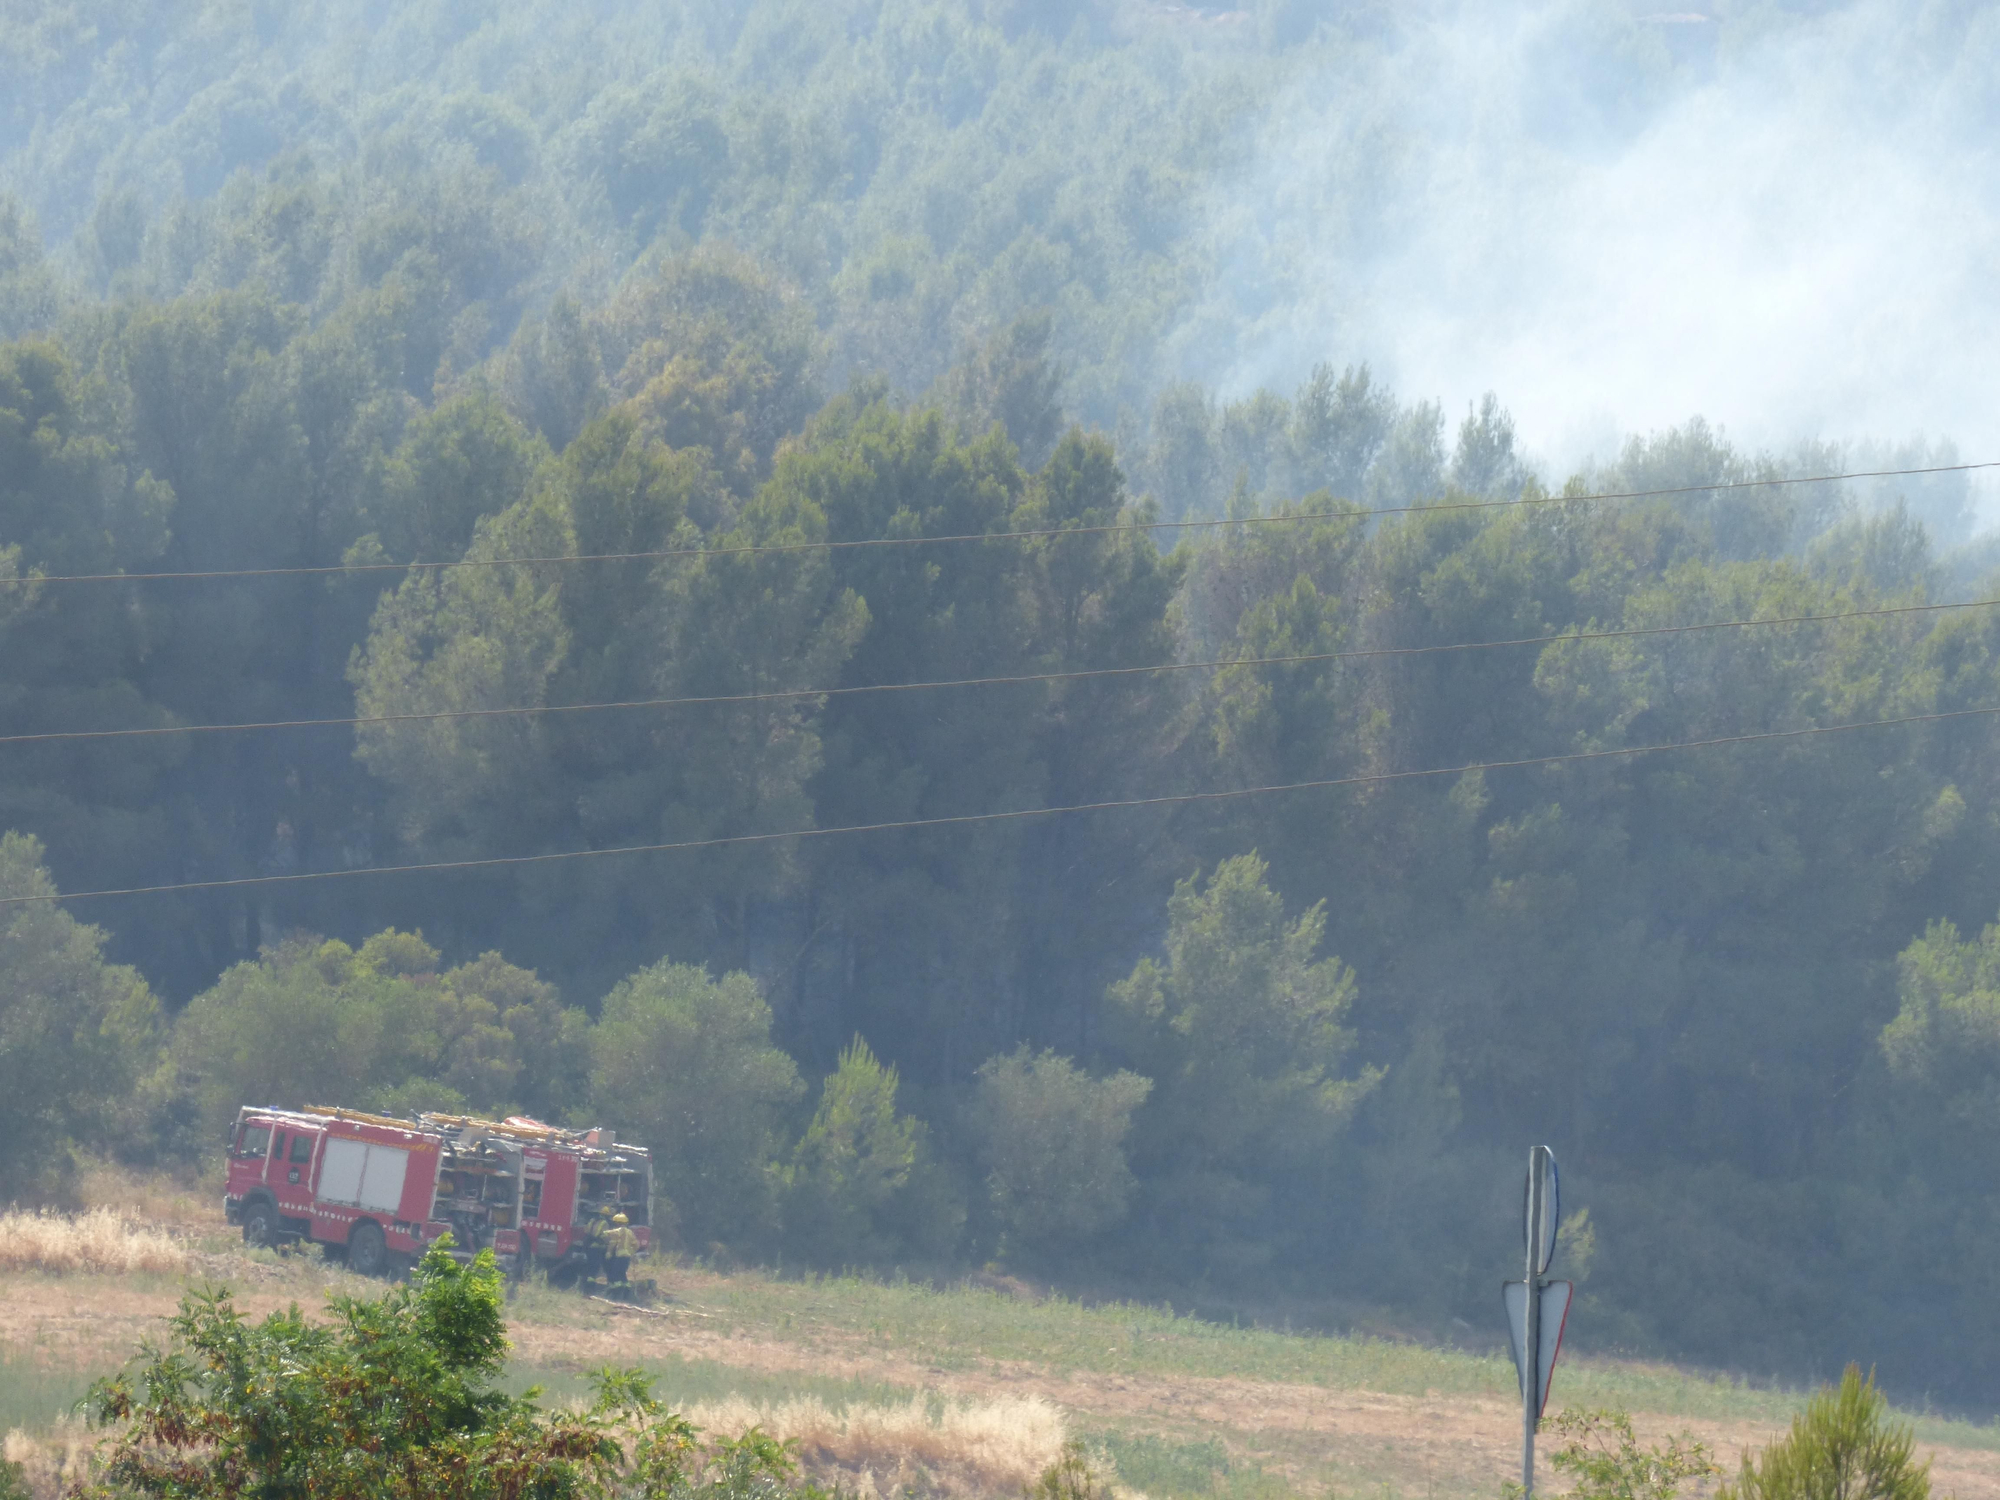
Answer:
[
  {"left": 575, "top": 1205, "right": 612, "bottom": 1285},
  {"left": 603, "top": 1213, "right": 639, "bottom": 1286}
]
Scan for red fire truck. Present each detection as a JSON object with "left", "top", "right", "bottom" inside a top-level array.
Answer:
[{"left": 222, "top": 1104, "right": 652, "bottom": 1280}]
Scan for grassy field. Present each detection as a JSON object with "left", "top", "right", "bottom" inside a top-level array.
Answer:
[
  {"left": 490, "top": 1263, "right": 2000, "bottom": 1498},
  {"left": 540, "top": 1263, "right": 2000, "bottom": 1441},
  {"left": 0, "top": 1345, "right": 98, "bottom": 1439},
  {"left": 3, "top": 1181, "right": 1998, "bottom": 1500}
]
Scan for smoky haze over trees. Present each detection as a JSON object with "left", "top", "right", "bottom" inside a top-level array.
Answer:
[{"left": 4, "top": 0, "right": 2000, "bottom": 1411}]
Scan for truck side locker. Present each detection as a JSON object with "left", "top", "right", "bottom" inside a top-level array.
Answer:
[
  {"left": 534, "top": 1151, "right": 578, "bottom": 1261},
  {"left": 397, "top": 1141, "right": 441, "bottom": 1227}
]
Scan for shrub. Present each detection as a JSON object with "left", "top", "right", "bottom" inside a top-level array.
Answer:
[
  {"left": 76, "top": 1237, "right": 828, "bottom": 1500},
  {"left": 1026, "top": 1442, "right": 1114, "bottom": 1500},
  {"left": 1718, "top": 1366, "right": 1930, "bottom": 1500},
  {"left": 1546, "top": 1408, "right": 1719, "bottom": 1500}
]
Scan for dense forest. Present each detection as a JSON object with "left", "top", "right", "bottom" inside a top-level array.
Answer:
[{"left": 5, "top": 0, "right": 2000, "bottom": 1411}]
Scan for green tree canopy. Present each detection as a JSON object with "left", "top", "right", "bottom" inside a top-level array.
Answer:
[
  {"left": 1882, "top": 915, "right": 2000, "bottom": 1097},
  {"left": 780, "top": 1037, "right": 926, "bottom": 1268},
  {"left": 368, "top": 389, "right": 549, "bottom": 564},
  {"left": 0, "top": 833, "right": 160, "bottom": 1198},
  {"left": 969, "top": 1047, "right": 1150, "bottom": 1259},
  {"left": 1108, "top": 853, "right": 1380, "bottom": 1273},
  {"left": 169, "top": 928, "right": 583, "bottom": 1129},
  {"left": 590, "top": 960, "right": 803, "bottom": 1254}
]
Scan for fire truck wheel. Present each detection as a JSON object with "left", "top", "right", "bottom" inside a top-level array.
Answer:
[
  {"left": 241, "top": 1200, "right": 277, "bottom": 1249},
  {"left": 348, "top": 1220, "right": 388, "bottom": 1278}
]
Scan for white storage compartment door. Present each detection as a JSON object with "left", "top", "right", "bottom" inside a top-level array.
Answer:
[
  {"left": 317, "top": 1138, "right": 367, "bottom": 1205},
  {"left": 357, "top": 1146, "right": 409, "bottom": 1214}
]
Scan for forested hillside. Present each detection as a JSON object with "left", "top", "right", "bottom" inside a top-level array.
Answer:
[{"left": 5, "top": 0, "right": 2000, "bottom": 1411}]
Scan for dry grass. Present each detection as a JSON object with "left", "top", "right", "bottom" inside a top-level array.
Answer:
[
  {"left": 1, "top": 1387, "right": 1067, "bottom": 1500},
  {"left": 71, "top": 1159, "right": 221, "bottom": 1233},
  {"left": 4, "top": 1419, "right": 97, "bottom": 1499},
  {"left": 0, "top": 1208, "right": 188, "bottom": 1277},
  {"left": 686, "top": 1392, "right": 1070, "bottom": 1500}
]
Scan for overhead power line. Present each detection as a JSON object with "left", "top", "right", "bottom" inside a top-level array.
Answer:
[
  {"left": 2, "top": 460, "right": 1991, "bottom": 588},
  {"left": 2, "top": 592, "right": 1993, "bottom": 748},
  {"left": 5, "top": 703, "right": 1992, "bottom": 907}
]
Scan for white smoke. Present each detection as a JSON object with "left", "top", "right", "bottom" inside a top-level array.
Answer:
[{"left": 1170, "top": 0, "right": 2000, "bottom": 498}]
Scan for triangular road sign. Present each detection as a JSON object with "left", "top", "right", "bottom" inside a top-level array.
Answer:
[{"left": 1503, "top": 1279, "right": 1573, "bottom": 1416}]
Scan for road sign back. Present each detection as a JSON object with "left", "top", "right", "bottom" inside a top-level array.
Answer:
[
  {"left": 1504, "top": 1278, "right": 1572, "bottom": 1416},
  {"left": 1521, "top": 1150, "right": 1560, "bottom": 1276}
]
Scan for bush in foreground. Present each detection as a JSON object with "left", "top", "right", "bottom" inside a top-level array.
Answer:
[
  {"left": 1546, "top": 1408, "right": 1719, "bottom": 1500},
  {"left": 1719, "top": 1365, "right": 1930, "bottom": 1500},
  {"left": 74, "top": 1238, "right": 826, "bottom": 1500}
]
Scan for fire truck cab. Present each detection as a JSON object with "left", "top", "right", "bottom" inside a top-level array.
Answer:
[{"left": 223, "top": 1104, "right": 652, "bottom": 1280}]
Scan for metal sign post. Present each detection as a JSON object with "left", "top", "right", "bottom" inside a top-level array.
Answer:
[
  {"left": 1504, "top": 1145, "right": 1570, "bottom": 1498},
  {"left": 1522, "top": 1146, "right": 1547, "bottom": 1494}
]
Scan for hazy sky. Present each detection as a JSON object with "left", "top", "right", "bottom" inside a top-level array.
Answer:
[{"left": 1179, "top": 1, "right": 2000, "bottom": 485}]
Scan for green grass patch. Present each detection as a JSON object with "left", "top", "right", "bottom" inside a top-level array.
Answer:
[
  {"left": 1093, "top": 1430, "right": 1297, "bottom": 1500},
  {"left": 0, "top": 1344, "right": 99, "bottom": 1434}
]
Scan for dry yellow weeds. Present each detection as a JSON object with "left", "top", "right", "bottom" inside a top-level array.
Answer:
[
  {"left": 5, "top": 1419, "right": 97, "bottom": 1498},
  {"left": 2, "top": 1396, "right": 1066, "bottom": 1500},
  {"left": 73, "top": 1159, "right": 222, "bottom": 1232},
  {"left": 685, "top": 1393, "right": 1070, "bottom": 1500},
  {"left": 0, "top": 1207, "right": 188, "bottom": 1276}
]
